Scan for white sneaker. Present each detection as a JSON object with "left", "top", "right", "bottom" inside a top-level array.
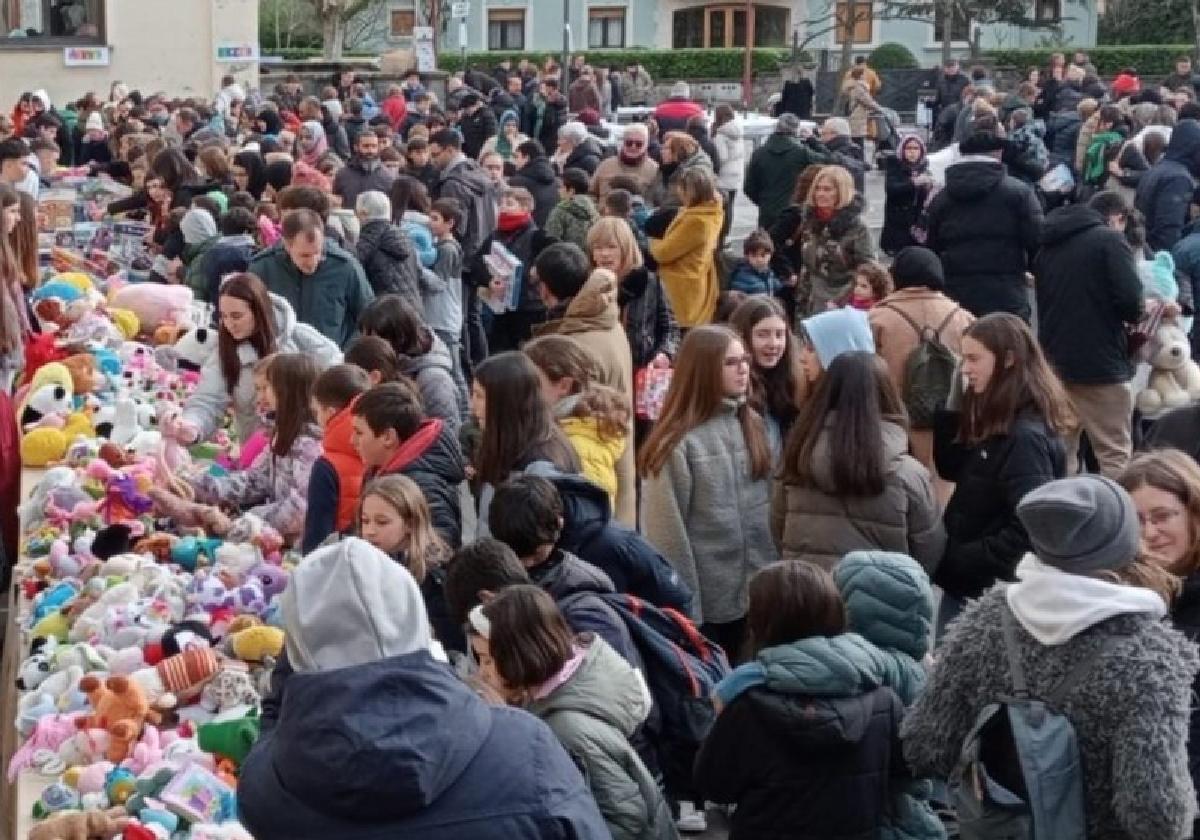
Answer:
[{"left": 676, "top": 802, "right": 708, "bottom": 833}]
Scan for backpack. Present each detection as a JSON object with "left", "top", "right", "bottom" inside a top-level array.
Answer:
[
  {"left": 597, "top": 593, "right": 729, "bottom": 749},
  {"left": 952, "top": 606, "right": 1110, "bottom": 840},
  {"left": 878, "top": 303, "right": 961, "bottom": 429}
]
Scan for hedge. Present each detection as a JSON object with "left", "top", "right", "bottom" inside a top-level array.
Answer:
[
  {"left": 437, "top": 49, "right": 796, "bottom": 78},
  {"left": 869, "top": 43, "right": 919, "bottom": 70},
  {"left": 262, "top": 48, "right": 378, "bottom": 61},
  {"left": 985, "top": 46, "right": 1195, "bottom": 76}
]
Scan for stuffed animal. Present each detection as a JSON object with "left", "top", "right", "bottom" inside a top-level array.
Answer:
[
  {"left": 108, "top": 284, "right": 193, "bottom": 333},
  {"left": 1137, "top": 318, "right": 1200, "bottom": 416},
  {"left": 61, "top": 353, "right": 99, "bottom": 395},
  {"left": 227, "top": 625, "right": 284, "bottom": 663},
  {"left": 130, "top": 647, "right": 220, "bottom": 705},
  {"left": 27, "top": 807, "right": 129, "bottom": 840},
  {"left": 155, "top": 326, "right": 217, "bottom": 384},
  {"left": 199, "top": 663, "right": 260, "bottom": 713},
  {"left": 76, "top": 675, "right": 161, "bottom": 763}
]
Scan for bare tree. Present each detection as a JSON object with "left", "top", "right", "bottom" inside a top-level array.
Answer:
[
  {"left": 344, "top": 0, "right": 391, "bottom": 52},
  {"left": 314, "top": 0, "right": 374, "bottom": 59}
]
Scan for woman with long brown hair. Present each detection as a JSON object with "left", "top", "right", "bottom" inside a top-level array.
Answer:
[
  {"left": 10, "top": 191, "right": 38, "bottom": 289},
  {"left": 933, "top": 312, "right": 1072, "bottom": 633},
  {"left": 729, "top": 295, "right": 805, "bottom": 452},
  {"left": 640, "top": 325, "right": 776, "bottom": 660},
  {"left": 177, "top": 272, "right": 341, "bottom": 446},
  {"left": 773, "top": 351, "right": 944, "bottom": 571},
  {"left": 0, "top": 184, "right": 28, "bottom": 391}
]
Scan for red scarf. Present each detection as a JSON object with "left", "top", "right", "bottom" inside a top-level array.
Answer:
[
  {"left": 813, "top": 205, "right": 836, "bottom": 223},
  {"left": 497, "top": 210, "right": 532, "bottom": 234},
  {"left": 847, "top": 294, "right": 875, "bottom": 311}
]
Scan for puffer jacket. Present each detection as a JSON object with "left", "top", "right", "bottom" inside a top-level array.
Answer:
[
  {"left": 401, "top": 333, "right": 464, "bottom": 437},
  {"left": 193, "top": 423, "right": 323, "bottom": 544},
  {"left": 618, "top": 267, "right": 681, "bottom": 369},
  {"left": 649, "top": 199, "right": 723, "bottom": 327},
  {"left": 564, "top": 138, "right": 604, "bottom": 177},
  {"left": 509, "top": 156, "right": 560, "bottom": 227},
  {"left": 527, "top": 637, "right": 677, "bottom": 840},
  {"left": 713, "top": 121, "right": 746, "bottom": 193},
  {"left": 545, "top": 194, "right": 600, "bottom": 252},
  {"left": 1136, "top": 119, "right": 1200, "bottom": 252},
  {"left": 697, "top": 633, "right": 906, "bottom": 840},
  {"left": 925, "top": 159, "right": 1043, "bottom": 320},
  {"left": 183, "top": 293, "right": 342, "bottom": 444},
  {"left": 436, "top": 156, "right": 498, "bottom": 260},
  {"left": 903, "top": 582, "right": 1199, "bottom": 840},
  {"left": 332, "top": 158, "right": 397, "bottom": 211},
  {"left": 368, "top": 418, "right": 466, "bottom": 548},
  {"left": 240, "top": 650, "right": 611, "bottom": 840},
  {"left": 933, "top": 409, "right": 1066, "bottom": 600},
  {"left": 356, "top": 219, "right": 423, "bottom": 313},
  {"left": 834, "top": 551, "right": 946, "bottom": 840},
  {"left": 771, "top": 420, "right": 945, "bottom": 573},
  {"left": 797, "top": 197, "right": 876, "bottom": 314},
  {"left": 642, "top": 399, "right": 778, "bottom": 625},
  {"left": 557, "top": 410, "right": 626, "bottom": 508},
  {"left": 534, "top": 270, "right": 635, "bottom": 527}
]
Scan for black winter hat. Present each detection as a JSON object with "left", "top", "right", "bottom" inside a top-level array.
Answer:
[
  {"left": 891, "top": 246, "right": 945, "bottom": 291},
  {"left": 959, "top": 129, "right": 1006, "bottom": 154}
]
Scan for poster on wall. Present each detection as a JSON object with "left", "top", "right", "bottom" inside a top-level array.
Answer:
[
  {"left": 215, "top": 42, "right": 259, "bottom": 62},
  {"left": 413, "top": 26, "right": 435, "bottom": 73},
  {"left": 63, "top": 46, "right": 110, "bottom": 67}
]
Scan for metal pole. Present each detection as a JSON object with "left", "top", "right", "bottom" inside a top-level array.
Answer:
[
  {"left": 742, "top": 0, "right": 754, "bottom": 110},
  {"left": 562, "top": 0, "right": 570, "bottom": 83}
]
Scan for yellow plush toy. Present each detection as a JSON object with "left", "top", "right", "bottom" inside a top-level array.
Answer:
[
  {"left": 18, "top": 362, "right": 96, "bottom": 466},
  {"left": 54, "top": 272, "right": 95, "bottom": 295},
  {"left": 109, "top": 307, "right": 140, "bottom": 340},
  {"left": 230, "top": 626, "right": 285, "bottom": 663}
]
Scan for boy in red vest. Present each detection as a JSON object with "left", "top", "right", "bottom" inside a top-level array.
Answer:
[{"left": 302, "top": 364, "right": 370, "bottom": 552}]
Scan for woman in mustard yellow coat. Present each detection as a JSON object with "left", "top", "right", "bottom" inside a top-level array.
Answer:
[{"left": 649, "top": 168, "right": 723, "bottom": 328}]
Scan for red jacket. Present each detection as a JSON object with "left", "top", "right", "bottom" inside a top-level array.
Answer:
[
  {"left": 323, "top": 404, "right": 365, "bottom": 531},
  {"left": 381, "top": 94, "right": 408, "bottom": 130},
  {"left": 653, "top": 98, "right": 705, "bottom": 133}
]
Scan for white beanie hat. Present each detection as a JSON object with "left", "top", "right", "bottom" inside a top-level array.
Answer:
[{"left": 85, "top": 112, "right": 104, "bottom": 133}]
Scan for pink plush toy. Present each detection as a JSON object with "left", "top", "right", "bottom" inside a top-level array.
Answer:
[
  {"left": 6, "top": 713, "right": 82, "bottom": 781},
  {"left": 123, "top": 725, "right": 165, "bottom": 775},
  {"left": 108, "top": 284, "right": 193, "bottom": 333}
]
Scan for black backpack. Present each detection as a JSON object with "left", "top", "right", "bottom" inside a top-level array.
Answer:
[{"left": 878, "top": 303, "right": 961, "bottom": 429}]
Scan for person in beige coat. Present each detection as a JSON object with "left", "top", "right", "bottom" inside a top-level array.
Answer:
[
  {"left": 533, "top": 245, "right": 636, "bottom": 527},
  {"left": 771, "top": 350, "right": 945, "bottom": 572},
  {"left": 842, "top": 67, "right": 880, "bottom": 146},
  {"left": 869, "top": 247, "right": 974, "bottom": 504}
]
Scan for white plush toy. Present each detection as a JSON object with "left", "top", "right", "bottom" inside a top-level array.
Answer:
[{"left": 1137, "top": 318, "right": 1200, "bottom": 416}]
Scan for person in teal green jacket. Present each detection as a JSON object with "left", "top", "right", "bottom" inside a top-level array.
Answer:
[
  {"left": 247, "top": 208, "right": 374, "bottom": 348},
  {"left": 834, "top": 550, "right": 947, "bottom": 840}
]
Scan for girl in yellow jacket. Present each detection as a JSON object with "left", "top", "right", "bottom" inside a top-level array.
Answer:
[
  {"left": 649, "top": 167, "right": 724, "bottom": 327},
  {"left": 524, "top": 334, "right": 630, "bottom": 507}
]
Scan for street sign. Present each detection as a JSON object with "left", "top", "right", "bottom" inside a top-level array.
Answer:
[{"left": 452, "top": 2, "right": 470, "bottom": 18}]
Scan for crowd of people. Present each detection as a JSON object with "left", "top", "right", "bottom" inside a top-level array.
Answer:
[{"left": 5, "top": 47, "right": 1200, "bottom": 840}]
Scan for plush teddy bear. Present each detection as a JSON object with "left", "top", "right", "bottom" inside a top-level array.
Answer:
[
  {"left": 27, "top": 806, "right": 129, "bottom": 840},
  {"left": 76, "top": 675, "right": 161, "bottom": 763},
  {"left": 1137, "top": 318, "right": 1200, "bottom": 417}
]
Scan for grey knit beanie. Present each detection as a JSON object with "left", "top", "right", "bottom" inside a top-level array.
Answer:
[{"left": 1016, "top": 475, "right": 1140, "bottom": 574}]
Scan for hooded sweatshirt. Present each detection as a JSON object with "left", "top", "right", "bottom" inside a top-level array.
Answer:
[
  {"left": 545, "top": 194, "right": 600, "bottom": 252},
  {"left": 240, "top": 538, "right": 612, "bottom": 840}
]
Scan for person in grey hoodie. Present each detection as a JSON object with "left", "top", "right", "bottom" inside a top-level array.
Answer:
[
  {"left": 476, "top": 585, "right": 678, "bottom": 840},
  {"left": 902, "top": 475, "right": 1199, "bottom": 840},
  {"left": 240, "top": 539, "right": 611, "bottom": 840},
  {"left": 178, "top": 273, "right": 342, "bottom": 446}
]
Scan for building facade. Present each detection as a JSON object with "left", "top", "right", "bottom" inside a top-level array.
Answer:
[
  {"left": 0, "top": 0, "right": 259, "bottom": 107},
  {"left": 359, "top": 0, "right": 1095, "bottom": 65}
]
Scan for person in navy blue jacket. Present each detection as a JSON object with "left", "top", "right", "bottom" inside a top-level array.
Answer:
[
  {"left": 495, "top": 471, "right": 696, "bottom": 617},
  {"left": 241, "top": 538, "right": 610, "bottom": 840}
]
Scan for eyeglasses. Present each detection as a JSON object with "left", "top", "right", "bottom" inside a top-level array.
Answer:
[{"left": 723, "top": 354, "right": 752, "bottom": 368}]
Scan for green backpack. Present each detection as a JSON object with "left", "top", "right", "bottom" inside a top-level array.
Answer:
[{"left": 878, "top": 303, "right": 961, "bottom": 429}]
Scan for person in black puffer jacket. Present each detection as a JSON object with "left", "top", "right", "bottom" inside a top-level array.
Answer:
[
  {"left": 933, "top": 313, "right": 1070, "bottom": 635},
  {"left": 509, "top": 141, "right": 560, "bottom": 227},
  {"left": 355, "top": 194, "right": 423, "bottom": 314},
  {"left": 559, "top": 121, "right": 603, "bottom": 177},
  {"left": 1136, "top": 118, "right": 1200, "bottom": 252},
  {"left": 925, "top": 125, "right": 1043, "bottom": 320}
]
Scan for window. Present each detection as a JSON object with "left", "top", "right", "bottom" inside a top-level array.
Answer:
[
  {"left": 0, "top": 0, "right": 105, "bottom": 45},
  {"left": 934, "top": 4, "right": 970, "bottom": 42},
  {"left": 588, "top": 6, "right": 625, "bottom": 48},
  {"left": 487, "top": 8, "right": 524, "bottom": 50},
  {"left": 1034, "top": 0, "right": 1060, "bottom": 22},
  {"left": 834, "top": 1, "right": 873, "bottom": 44},
  {"left": 390, "top": 9, "right": 415, "bottom": 37},
  {"left": 672, "top": 4, "right": 790, "bottom": 48}
]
